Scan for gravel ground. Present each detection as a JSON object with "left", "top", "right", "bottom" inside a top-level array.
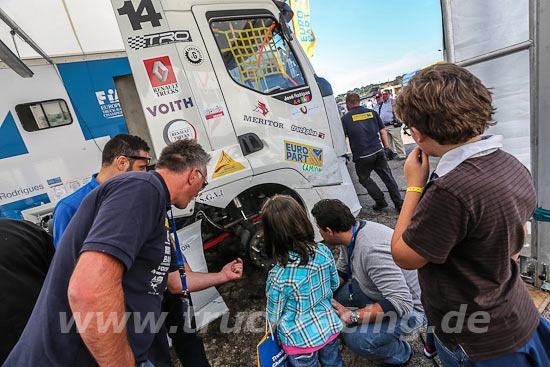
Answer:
[{"left": 173, "top": 143, "right": 550, "bottom": 367}]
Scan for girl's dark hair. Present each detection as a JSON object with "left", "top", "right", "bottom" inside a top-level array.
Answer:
[{"left": 261, "top": 195, "right": 315, "bottom": 266}]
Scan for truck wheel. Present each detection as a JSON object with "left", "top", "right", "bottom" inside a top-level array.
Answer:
[{"left": 247, "top": 223, "right": 275, "bottom": 270}]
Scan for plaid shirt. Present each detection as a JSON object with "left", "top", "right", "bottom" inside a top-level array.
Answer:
[{"left": 266, "top": 243, "right": 343, "bottom": 348}]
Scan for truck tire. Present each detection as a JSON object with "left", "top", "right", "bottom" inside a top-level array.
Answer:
[{"left": 246, "top": 221, "right": 275, "bottom": 270}]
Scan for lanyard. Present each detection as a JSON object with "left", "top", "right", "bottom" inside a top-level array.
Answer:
[
  {"left": 347, "top": 221, "right": 359, "bottom": 301},
  {"left": 169, "top": 209, "right": 188, "bottom": 293}
]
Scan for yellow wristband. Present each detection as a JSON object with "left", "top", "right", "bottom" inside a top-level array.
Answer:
[{"left": 407, "top": 186, "right": 424, "bottom": 193}]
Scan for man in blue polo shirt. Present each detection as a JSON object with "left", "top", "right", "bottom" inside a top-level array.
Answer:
[
  {"left": 5, "top": 139, "right": 211, "bottom": 367},
  {"left": 52, "top": 134, "right": 151, "bottom": 247},
  {"left": 342, "top": 93, "right": 403, "bottom": 211}
]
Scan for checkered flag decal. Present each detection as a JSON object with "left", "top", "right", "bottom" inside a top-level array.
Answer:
[{"left": 127, "top": 36, "right": 146, "bottom": 50}]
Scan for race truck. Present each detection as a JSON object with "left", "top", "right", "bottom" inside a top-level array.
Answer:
[{"left": 0, "top": 0, "right": 361, "bottom": 270}]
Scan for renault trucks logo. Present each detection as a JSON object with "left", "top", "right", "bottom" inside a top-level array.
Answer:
[
  {"left": 127, "top": 30, "right": 192, "bottom": 50},
  {"left": 143, "top": 56, "right": 180, "bottom": 98}
]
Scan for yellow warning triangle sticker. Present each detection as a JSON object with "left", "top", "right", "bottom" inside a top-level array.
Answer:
[{"left": 212, "top": 151, "right": 246, "bottom": 178}]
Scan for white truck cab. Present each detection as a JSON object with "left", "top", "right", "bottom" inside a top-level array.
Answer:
[{"left": 110, "top": 0, "right": 360, "bottom": 266}]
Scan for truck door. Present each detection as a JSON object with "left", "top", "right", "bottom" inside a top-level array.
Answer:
[
  {"left": 192, "top": 3, "right": 343, "bottom": 187},
  {"left": 112, "top": 0, "right": 253, "bottom": 191}
]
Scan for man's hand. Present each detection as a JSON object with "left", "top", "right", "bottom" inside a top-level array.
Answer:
[
  {"left": 220, "top": 258, "right": 243, "bottom": 282},
  {"left": 404, "top": 146, "right": 429, "bottom": 187},
  {"left": 385, "top": 148, "right": 395, "bottom": 160},
  {"left": 332, "top": 299, "right": 353, "bottom": 324}
]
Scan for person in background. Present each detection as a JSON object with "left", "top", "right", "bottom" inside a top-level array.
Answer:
[
  {"left": 0, "top": 219, "right": 55, "bottom": 365},
  {"left": 379, "top": 89, "right": 407, "bottom": 160},
  {"left": 311, "top": 199, "right": 425, "bottom": 366},
  {"left": 391, "top": 63, "right": 550, "bottom": 366},
  {"left": 342, "top": 93, "right": 403, "bottom": 211},
  {"left": 263, "top": 195, "right": 345, "bottom": 367},
  {"left": 53, "top": 133, "right": 151, "bottom": 248}
]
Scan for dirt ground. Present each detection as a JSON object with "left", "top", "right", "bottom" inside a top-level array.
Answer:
[{"left": 174, "top": 143, "right": 550, "bottom": 367}]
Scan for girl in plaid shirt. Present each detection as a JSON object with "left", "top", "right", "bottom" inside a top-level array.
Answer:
[{"left": 262, "top": 195, "right": 345, "bottom": 367}]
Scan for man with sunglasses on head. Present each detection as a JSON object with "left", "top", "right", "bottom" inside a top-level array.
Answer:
[{"left": 52, "top": 133, "right": 151, "bottom": 248}]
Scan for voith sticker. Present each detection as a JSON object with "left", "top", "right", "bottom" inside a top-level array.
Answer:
[
  {"left": 212, "top": 151, "right": 246, "bottom": 179},
  {"left": 143, "top": 56, "right": 180, "bottom": 98},
  {"left": 284, "top": 141, "right": 323, "bottom": 167}
]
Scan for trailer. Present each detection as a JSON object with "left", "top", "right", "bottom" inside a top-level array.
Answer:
[
  {"left": 0, "top": 0, "right": 360, "bottom": 270},
  {"left": 441, "top": 0, "right": 550, "bottom": 290}
]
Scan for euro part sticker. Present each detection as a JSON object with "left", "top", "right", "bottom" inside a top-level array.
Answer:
[
  {"left": 143, "top": 56, "right": 180, "bottom": 98},
  {"left": 212, "top": 151, "right": 246, "bottom": 179},
  {"left": 163, "top": 119, "right": 197, "bottom": 144},
  {"left": 284, "top": 141, "right": 323, "bottom": 167},
  {"left": 352, "top": 112, "right": 373, "bottom": 121}
]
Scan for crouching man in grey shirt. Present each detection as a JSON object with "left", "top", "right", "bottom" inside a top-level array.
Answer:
[{"left": 311, "top": 199, "right": 425, "bottom": 366}]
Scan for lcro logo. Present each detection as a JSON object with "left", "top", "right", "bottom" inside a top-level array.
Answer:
[{"left": 143, "top": 56, "right": 176, "bottom": 87}]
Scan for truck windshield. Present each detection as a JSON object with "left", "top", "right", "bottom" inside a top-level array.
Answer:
[{"left": 211, "top": 17, "right": 306, "bottom": 94}]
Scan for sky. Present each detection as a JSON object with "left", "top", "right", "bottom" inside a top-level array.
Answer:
[{"left": 306, "top": 0, "right": 444, "bottom": 95}]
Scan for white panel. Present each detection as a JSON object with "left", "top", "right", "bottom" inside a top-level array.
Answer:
[
  {"left": 451, "top": 0, "right": 529, "bottom": 62},
  {"left": 65, "top": 0, "right": 124, "bottom": 53},
  {"left": 467, "top": 50, "right": 531, "bottom": 169},
  {"left": 0, "top": 0, "right": 81, "bottom": 57}
]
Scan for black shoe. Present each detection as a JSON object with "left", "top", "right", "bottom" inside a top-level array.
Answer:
[
  {"left": 372, "top": 202, "right": 388, "bottom": 211},
  {"left": 394, "top": 202, "right": 403, "bottom": 211}
]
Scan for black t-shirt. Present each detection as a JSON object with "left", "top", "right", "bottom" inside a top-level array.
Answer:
[
  {"left": 4, "top": 171, "right": 178, "bottom": 366},
  {"left": 0, "top": 219, "right": 54, "bottom": 364},
  {"left": 341, "top": 106, "right": 386, "bottom": 161}
]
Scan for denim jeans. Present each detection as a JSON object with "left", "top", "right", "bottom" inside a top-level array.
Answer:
[
  {"left": 334, "top": 280, "right": 426, "bottom": 365},
  {"left": 286, "top": 338, "right": 345, "bottom": 367},
  {"left": 434, "top": 315, "right": 550, "bottom": 367}
]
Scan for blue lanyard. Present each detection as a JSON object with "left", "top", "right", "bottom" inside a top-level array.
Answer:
[
  {"left": 347, "top": 221, "right": 359, "bottom": 300},
  {"left": 169, "top": 209, "right": 188, "bottom": 292}
]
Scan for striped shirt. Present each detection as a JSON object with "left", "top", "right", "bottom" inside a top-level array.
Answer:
[
  {"left": 403, "top": 146, "right": 538, "bottom": 361},
  {"left": 266, "top": 243, "right": 343, "bottom": 348}
]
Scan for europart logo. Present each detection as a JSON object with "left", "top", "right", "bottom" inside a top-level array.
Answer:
[{"left": 143, "top": 56, "right": 180, "bottom": 98}]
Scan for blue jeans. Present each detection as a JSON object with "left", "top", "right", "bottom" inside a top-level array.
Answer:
[
  {"left": 434, "top": 315, "right": 550, "bottom": 367},
  {"left": 334, "top": 280, "right": 426, "bottom": 365},
  {"left": 286, "top": 338, "right": 345, "bottom": 367}
]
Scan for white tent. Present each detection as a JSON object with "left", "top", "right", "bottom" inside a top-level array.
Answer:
[{"left": 0, "top": 0, "right": 124, "bottom": 59}]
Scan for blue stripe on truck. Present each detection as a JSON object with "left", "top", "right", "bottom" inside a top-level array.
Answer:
[
  {"left": 57, "top": 58, "right": 131, "bottom": 140},
  {"left": 0, "top": 112, "right": 28, "bottom": 159},
  {"left": 0, "top": 193, "right": 50, "bottom": 220}
]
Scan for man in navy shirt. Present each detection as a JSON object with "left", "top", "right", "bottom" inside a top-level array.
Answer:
[
  {"left": 342, "top": 93, "right": 403, "bottom": 211},
  {"left": 5, "top": 139, "right": 211, "bottom": 367},
  {"left": 53, "top": 134, "right": 151, "bottom": 247}
]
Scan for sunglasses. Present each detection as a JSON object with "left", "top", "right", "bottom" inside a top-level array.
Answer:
[
  {"left": 124, "top": 155, "right": 152, "bottom": 165},
  {"left": 196, "top": 169, "right": 209, "bottom": 190}
]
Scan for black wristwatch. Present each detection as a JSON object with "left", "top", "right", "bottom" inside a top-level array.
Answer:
[{"left": 349, "top": 311, "right": 360, "bottom": 324}]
